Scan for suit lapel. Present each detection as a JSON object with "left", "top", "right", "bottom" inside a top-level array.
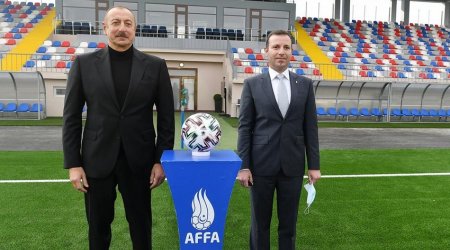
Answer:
[
  {"left": 96, "top": 48, "right": 120, "bottom": 110},
  {"left": 261, "top": 73, "right": 283, "bottom": 118},
  {"left": 121, "top": 48, "right": 146, "bottom": 112},
  {"left": 285, "top": 72, "right": 300, "bottom": 118}
]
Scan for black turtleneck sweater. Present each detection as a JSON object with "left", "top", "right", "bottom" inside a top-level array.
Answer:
[{"left": 109, "top": 45, "right": 133, "bottom": 108}]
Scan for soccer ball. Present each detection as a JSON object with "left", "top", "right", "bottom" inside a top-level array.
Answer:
[{"left": 181, "top": 113, "right": 221, "bottom": 153}]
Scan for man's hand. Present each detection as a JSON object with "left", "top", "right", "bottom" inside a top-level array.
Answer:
[
  {"left": 308, "top": 170, "right": 321, "bottom": 184},
  {"left": 237, "top": 169, "right": 253, "bottom": 188},
  {"left": 150, "top": 163, "right": 165, "bottom": 189},
  {"left": 69, "top": 167, "right": 89, "bottom": 193}
]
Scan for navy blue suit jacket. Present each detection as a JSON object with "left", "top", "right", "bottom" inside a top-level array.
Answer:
[{"left": 237, "top": 71, "right": 320, "bottom": 176}]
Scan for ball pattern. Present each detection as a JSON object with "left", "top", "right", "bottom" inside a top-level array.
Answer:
[{"left": 181, "top": 113, "right": 221, "bottom": 152}]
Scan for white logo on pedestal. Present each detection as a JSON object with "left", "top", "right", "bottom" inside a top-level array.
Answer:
[{"left": 191, "top": 188, "right": 215, "bottom": 230}]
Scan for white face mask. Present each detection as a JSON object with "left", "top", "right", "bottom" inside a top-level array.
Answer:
[{"left": 303, "top": 183, "right": 316, "bottom": 215}]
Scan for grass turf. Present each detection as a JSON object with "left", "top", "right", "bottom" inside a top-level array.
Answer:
[
  {"left": 1, "top": 150, "right": 450, "bottom": 249},
  {"left": 1, "top": 114, "right": 450, "bottom": 128}
]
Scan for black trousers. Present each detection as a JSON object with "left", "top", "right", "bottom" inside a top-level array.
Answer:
[
  {"left": 84, "top": 145, "right": 151, "bottom": 250},
  {"left": 250, "top": 173, "right": 303, "bottom": 250}
]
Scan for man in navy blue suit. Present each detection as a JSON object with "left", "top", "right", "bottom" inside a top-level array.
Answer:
[{"left": 237, "top": 30, "right": 321, "bottom": 250}]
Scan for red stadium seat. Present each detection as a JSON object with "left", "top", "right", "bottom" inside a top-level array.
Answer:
[
  {"left": 376, "top": 59, "right": 383, "bottom": 65},
  {"left": 61, "top": 41, "right": 70, "bottom": 47},
  {"left": 19, "top": 28, "right": 28, "bottom": 33},
  {"left": 360, "top": 65, "right": 368, "bottom": 70},
  {"left": 290, "top": 55, "right": 296, "bottom": 61},
  {"left": 244, "top": 48, "right": 253, "bottom": 54},
  {"left": 332, "top": 57, "right": 340, "bottom": 63},
  {"left": 233, "top": 59, "right": 242, "bottom": 66},
  {"left": 4, "top": 33, "right": 13, "bottom": 39},
  {"left": 255, "top": 54, "right": 264, "bottom": 60},
  {"left": 6, "top": 39, "right": 15, "bottom": 45},
  {"left": 66, "top": 47, "right": 75, "bottom": 54},
  {"left": 25, "top": 23, "right": 33, "bottom": 28},
  {"left": 56, "top": 61, "right": 66, "bottom": 68},
  {"left": 389, "top": 72, "right": 398, "bottom": 78},
  {"left": 359, "top": 71, "right": 367, "bottom": 77},
  {"left": 244, "top": 67, "right": 253, "bottom": 73},
  {"left": 313, "top": 69, "right": 321, "bottom": 76},
  {"left": 97, "top": 42, "right": 106, "bottom": 48}
]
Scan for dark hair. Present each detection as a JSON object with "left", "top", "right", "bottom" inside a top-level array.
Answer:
[
  {"left": 104, "top": 6, "right": 136, "bottom": 27},
  {"left": 265, "top": 30, "right": 293, "bottom": 48}
]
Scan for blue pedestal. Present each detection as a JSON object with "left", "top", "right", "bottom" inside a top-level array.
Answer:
[{"left": 161, "top": 150, "right": 241, "bottom": 250}]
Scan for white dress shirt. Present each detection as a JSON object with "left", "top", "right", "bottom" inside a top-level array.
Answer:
[{"left": 268, "top": 67, "right": 291, "bottom": 105}]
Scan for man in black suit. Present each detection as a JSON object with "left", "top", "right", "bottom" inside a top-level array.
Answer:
[
  {"left": 237, "top": 30, "right": 321, "bottom": 250},
  {"left": 62, "top": 6, "right": 174, "bottom": 249}
]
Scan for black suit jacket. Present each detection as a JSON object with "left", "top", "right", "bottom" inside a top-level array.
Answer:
[
  {"left": 237, "top": 71, "right": 319, "bottom": 177},
  {"left": 63, "top": 47, "right": 174, "bottom": 178}
]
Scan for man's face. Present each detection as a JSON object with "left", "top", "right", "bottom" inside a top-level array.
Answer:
[
  {"left": 265, "top": 34, "right": 292, "bottom": 73},
  {"left": 103, "top": 8, "right": 135, "bottom": 51}
]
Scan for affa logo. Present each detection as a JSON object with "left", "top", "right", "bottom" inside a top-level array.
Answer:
[
  {"left": 185, "top": 188, "right": 220, "bottom": 244},
  {"left": 191, "top": 188, "right": 214, "bottom": 230}
]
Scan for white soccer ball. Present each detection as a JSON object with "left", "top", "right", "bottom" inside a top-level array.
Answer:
[{"left": 181, "top": 113, "right": 221, "bottom": 152}]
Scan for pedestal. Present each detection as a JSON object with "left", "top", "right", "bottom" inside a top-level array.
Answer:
[{"left": 161, "top": 150, "right": 241, "bottom": 250}]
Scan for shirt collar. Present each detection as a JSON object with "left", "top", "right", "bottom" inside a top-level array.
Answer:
[{"left": 268, "top": 67, "right": 290, "bottom": 81}]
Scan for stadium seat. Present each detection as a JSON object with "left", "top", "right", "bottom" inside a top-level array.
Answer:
[
  {"left": 327, "top": 107, "right": 337, "bottom": 117},
  {"left": 359, "top": 108, "right": 370, "bottom": 116},
  {"left": 88, "top": 42, "right": 97, "bottom": 48},
  {"left": 371, "top": 108, "right": 382, "bottom": 117},
  {"left": 17, "top": 103, "right": 30, "bottom": 112},
  {"left": 3, "top": 102, "right": 17, "bottom": 112},
  {"left": 349, "top": 107, "right": 360, "bottom": 116},
  {"left": 244, "top": 67, "right": 253, "bottom": 73},
  {"left": 316, "top": 107, "right": 327, "bottom": 116},
  {"left": 30, "top": 103, "right": 43, "bottom": 112}
]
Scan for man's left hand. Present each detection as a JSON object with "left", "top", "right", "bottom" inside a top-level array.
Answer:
[
  {"left": 150, "top": 163, "right": 165, "bottom": 189},
  {"left": 308, "top": 170, "right": 321, "bottom": 184}
]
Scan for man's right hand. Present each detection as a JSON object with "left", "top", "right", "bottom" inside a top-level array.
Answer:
[
  {"left": 69, "top": 167, "right": 89, "bottom": 193},
  {"left": 237, "top": 169, "right": 253, "bottom": 188}
]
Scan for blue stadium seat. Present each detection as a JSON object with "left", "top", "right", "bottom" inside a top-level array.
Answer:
[
  {"left": 88, "top": 42, "right": 97, "bottom": 48},
  {"left": 392, "top": 108, "right": 402, "bottom": 117},
  {"left": 24, "top": 60, "right": 35, "bottom": 67},
  {"left": 262, "top": 67, "right": 269, "bottom": 74},
  {"left": 316, "top": 107, "right": 327, "bottom": 116},
  {"left": 411, "top": 109, "right": 420, "bottom": 117},
  {"left": 231, "top": 47, "right": 237, "bottom": 53},
  {"left": 30, "top": 103, "right": 43, "bottom": 112},
  {"left": 292, "top": 50, "right": 299, "bottom": 56},
  {"left": 296, "top": 68, "right": 305, "bottom": 75},
  {"left": 17, "top": 103, "right": 30, "bottom": 112},
  {"left": 52, "top": 40, "right": 61, "bottom": 47},
  {"left": 401, "top": 108, "right": 412, "bottom": 117},
  {"left": 360, "top": 108, "right": 371, "bottom": 116},
  {"left": 438, "top": 109, "right": 447, "bottom": 119},
  {"left": 420, "top": 109, "right": 430, "bottom": 117},
  {"left": 0, "top": 103, "right": 3, "bottom": 112},
  {"left": 338, "top": 107, "right": 349, "bottom": 117},
  {"left": 3, "top": 103, "right": 17, "bottom": 112},
  {"left": 429, "top": 109, "right": 439, "bottom": 117},
  {"left": 349, "top": 107, "right": 360, "bottom": 116},
  {"left": 36, "top": 46, "right": 47, "bottom": 53},
  {"left": 327, "top": 107, "right": 337, "bottom": 116}
]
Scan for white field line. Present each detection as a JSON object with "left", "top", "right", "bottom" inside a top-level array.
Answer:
[{"left": 1, "top": 172, "right": 450, "bottom": 183}]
